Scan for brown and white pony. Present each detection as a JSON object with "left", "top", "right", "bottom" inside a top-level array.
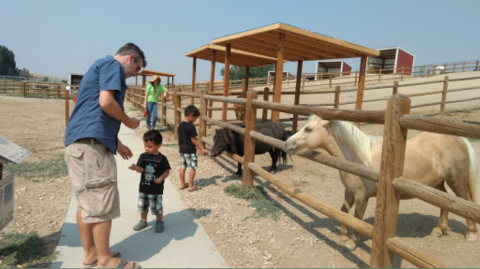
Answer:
[{"left": 285, "top": 115, "right": 478, "bottom": 250}]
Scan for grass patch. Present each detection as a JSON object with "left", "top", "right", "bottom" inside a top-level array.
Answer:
[
  {"left": 224, "top": 184, "right": 281, "bottom": 220},
  {"left": 3, "top": 153, "right": 67, "bottom": 180},
  {"left": 162, "top": 143, "right": 178, "bottom": 148},
  {"left": 0, "top": 232, "right": 57, "bottom": 268}
]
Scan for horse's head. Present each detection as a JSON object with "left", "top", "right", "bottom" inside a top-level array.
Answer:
[
  {"left": 284, "top": 115, "right": 332, "bottom": 155},
  {"left": 211, "top": 128, "right": 237, "bottom": 157}
]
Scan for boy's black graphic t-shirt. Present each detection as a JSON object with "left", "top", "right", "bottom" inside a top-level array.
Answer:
[
  {"left": 178, "top": 121, "right": 198, "bottom": 154},
  {"left": 136, "top": 152, "right": 171, "bottom": 195}
]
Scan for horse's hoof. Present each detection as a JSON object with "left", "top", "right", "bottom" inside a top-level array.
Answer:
[
  {"left": 344, "top": 240, "right": 357, "bottom": 251},
  {"left": 430, "top": 227, "right": 448, "bottom": 237},
  {"left": 466, "top": 233, "right": 478, "bottom": 242}
]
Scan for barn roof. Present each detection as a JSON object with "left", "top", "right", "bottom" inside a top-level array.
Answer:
[
  {"left": 184, "top": 44, "right": 278, "bottom": 67},
  {"left": 211, "top": 22, "right": 380, "bottom": 61}
]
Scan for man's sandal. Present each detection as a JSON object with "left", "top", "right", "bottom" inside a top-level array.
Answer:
[
  {"left": 179, "top": 183, "right": 189, "bottom": 190},
  {"left": 83, "top": 251, "right": 121, "bottom": 268},
  {"left": 116, "top": 259, "right": 140, "bottom": 268}
]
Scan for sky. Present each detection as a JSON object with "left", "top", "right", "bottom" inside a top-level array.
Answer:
[{"left": 1, "top": 0, "right": 479, "bottom": 85}]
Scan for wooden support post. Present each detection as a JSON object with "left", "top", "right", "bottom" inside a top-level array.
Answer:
[
  {"left": 208, "top": 50, "right": 216, "bottom": 127},
  {"left": 244, "top": 67, "right": 250, "bottom": 91},
  {"left": 262, "top": 87, "right": 269, "bottom": 123},
  {"left": 173, "top": 87, "right": 181, "bottom": 139},
  {"left": 392, "top": 81, "right": 398, "bottom": 95},
  {"left": 198, "top": 89, "right": 207, "bottom": 156},
  {"left": 242, "top": 90, "right": 258, "bottom": 187},
  {"left": 355, "top": 56, "right": 367, "bottom": 111},
  {"left": 191, "top": 57, "right": 197, "bottom": 105},
  {"left": 271, "top": 32, "right": 285, "bottom": 123},
  {"left": 440, "top": 76, "right": 449, "bottom": 115},
  {"left": 222, "top": 44, "right": 231, "bottom": 122},
  {"left": 370, "top": 94, "right": 410, "bottom": 268},
  {"left": 292, "top": 60, "right": 303, "bottom": 133},
  {"left": 65, "top": 89, "right": 69, "bottom": 126},
  {"left": 334, "top": 86, "right": 340, "bottom": 109}
]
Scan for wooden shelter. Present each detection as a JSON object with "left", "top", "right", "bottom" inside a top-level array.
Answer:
[
  {"left": 368, "top": 46, "right": 415, "bottom": 76},
  {"left": 212, "top": 22, "right": 380, "bottom": 123},
  {"left": 185, "top": 44, "right": 278, "bottom": 122},
  {"left": 135, "top": 69, "right": 176, "bottom": 87}
]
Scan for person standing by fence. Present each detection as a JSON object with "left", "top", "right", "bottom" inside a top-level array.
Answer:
[
  {"left": 144, "top": 75, "right": 169, "bottom": 130},
  {"left": 64, "top": 43, "right": 146, "bottom": 269}
]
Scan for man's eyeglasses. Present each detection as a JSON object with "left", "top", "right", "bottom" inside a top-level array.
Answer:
[{"left": 132, "top": 55, "right": 142, "bottom": 73}]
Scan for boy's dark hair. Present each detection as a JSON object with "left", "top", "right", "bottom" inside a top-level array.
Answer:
[
  {"left": 116, "top": 42, "right": 147, "bottom": 68},
  {"left": 184, "top": 105, "right": 200, "bottom": 117},
  {"left": 143, "top": 130, "right": 162, "bottom": 145}
]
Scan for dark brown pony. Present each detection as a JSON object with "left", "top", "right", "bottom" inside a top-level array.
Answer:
[{"left": 211, "top": 121, "right": 287, "bottom": 175}]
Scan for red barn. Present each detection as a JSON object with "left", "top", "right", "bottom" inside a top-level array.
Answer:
[
  {"left": 367, "top": 46, "right": 415, "bottom": 75},
  {"left": 315, "top": 60, "right": 351, "bottom": 79}
]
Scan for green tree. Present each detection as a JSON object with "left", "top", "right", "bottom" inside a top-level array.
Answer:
[
  {"left": 18, "top": 68, "right": 30, "bottom": 78},
  {"left": 220, "top": 65, "right": 274, "bottom": 80},
  {"left": 0, "top": 45, "right": 19, "bottom": 76},
  {"left": 42, "top": 77, "right": 49, "bottom": 82}
]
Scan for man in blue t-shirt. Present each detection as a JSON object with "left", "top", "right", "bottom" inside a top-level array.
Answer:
[{"left": 64, "top": 43, "right": 146, "bottom": 269}]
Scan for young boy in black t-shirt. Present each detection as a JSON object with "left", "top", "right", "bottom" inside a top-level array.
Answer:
[
  {"left": 129, "top": 130, "right": 171, "bottom": 233},
  {"left": 178, "top": 105, "right": 208, "bottom": 192}
]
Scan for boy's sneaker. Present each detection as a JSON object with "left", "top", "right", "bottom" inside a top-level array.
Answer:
[
  {"left": 155, "top": 221, "right": 164, "bottom": 233},
  {"left": 133, "top": 220, "right": 147, "bottom": 231}
]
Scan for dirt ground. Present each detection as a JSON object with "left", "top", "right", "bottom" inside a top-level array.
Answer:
[{"left": 0, "top": 81, "right": 479, "bottom": 268}]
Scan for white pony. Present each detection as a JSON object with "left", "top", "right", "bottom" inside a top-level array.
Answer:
[{"left": 285, "top": 115, "right": 478, "bottom": 250}]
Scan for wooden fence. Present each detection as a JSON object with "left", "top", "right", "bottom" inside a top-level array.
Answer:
[{"left": 167, "top": 87, "right": 480, "bottom": 268}]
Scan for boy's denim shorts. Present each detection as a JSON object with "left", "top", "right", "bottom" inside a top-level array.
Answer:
[
  {"left": 138, "top": 192, "right": 163, "bottom": 215},
  {"left": 180, "top": 153, "right": 197, "bottom": 170}
]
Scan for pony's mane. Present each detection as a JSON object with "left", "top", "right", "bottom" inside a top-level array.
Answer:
[{"left": 327, "top": 119, "right": 382, "bottom": 166}]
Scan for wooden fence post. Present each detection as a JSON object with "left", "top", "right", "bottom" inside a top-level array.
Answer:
[
  {"left": 370, "top": 94, "right": 410, "bottom": 268},
  {"left": 476, "top": 60, "right": 479, "bottom": 71},
  {"left": 56, "top": 84, "right": 60, "bottom": 99},
  {"left": 243, "top": 90, "right": 258, "bottom": 187},
  {"left": 173, "top": 88, "right": 181, "bottom": 139},
  {"left": 462, "top": 62, "right": 465, "bottom": 72},
  {"left": 329, "top": 73, "right": 332, "bottom": 88},
  {"left": 161, "top": 91, "right": 167, "bottom": 127},
  {"left": 22, "top": 82, "right": 26, "bottom": 97},
  {"left": 453, "top": 63, "right": 456, "bottom": 73},
  {"left": 422, "top": 65, "right": 426, "bottom": 77},
  {"left": 378, "top": 68, "right": 382, "bottom": 83},
  {"left": 65, "top": 89, "right": 70, "bottom": 126},
  {"left": 401, "top": 67, "right": 404, "bottom": 81},
  {"left": 392, "top": 81, "right": 398, "bottom": 95},
  {"left": 302, "top": 73, "right": 306, "bottom": 91},
  {"left": 440, "top": 76, "right": 449, "bottom": 115},
  {"left": 262, "top": 87, "right": 269, "bottom": 123},
  {"left": 334, "top": 86, "right": 341, "bottom": 109},
  {"left": 354, "top": 70, "right": 358, "bottom": 86},
  {"left": 198, "top": 89, "right": 207, "bottom": 156}
]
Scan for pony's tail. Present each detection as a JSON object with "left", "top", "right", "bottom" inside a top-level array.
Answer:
[{"left": 463, "top": 138, "right": 478, "bottom": 203}]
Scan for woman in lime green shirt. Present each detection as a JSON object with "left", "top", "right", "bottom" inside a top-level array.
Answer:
[{"left": 144, "top": 75, "right": 169, "bottom": 130}]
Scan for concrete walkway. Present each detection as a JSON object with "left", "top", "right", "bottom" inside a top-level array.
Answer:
[{"left": 52, "top": 126, "right": 228, "bottom": 268}]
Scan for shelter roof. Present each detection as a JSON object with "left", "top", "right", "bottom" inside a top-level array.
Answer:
[
  {"left": 184, "top": 44, "right": 278, "bottom": 67},
  {"left": 212, "top": 22, "right": 380, "bottom": 61},
  {"left": 371, "top": 46, "right": 416, "bottom": 59},
  {"left": 136, "top": 69, "right": 176, "bottom": 77}
]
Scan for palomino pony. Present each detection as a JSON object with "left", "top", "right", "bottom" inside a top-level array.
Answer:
[{"left": 284, "top": 115, "right": 478, "bottom": 250}]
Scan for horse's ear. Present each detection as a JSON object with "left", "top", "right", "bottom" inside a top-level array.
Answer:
[{"left": 321, "top": 120, "right": 333, "bottom": 130}]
